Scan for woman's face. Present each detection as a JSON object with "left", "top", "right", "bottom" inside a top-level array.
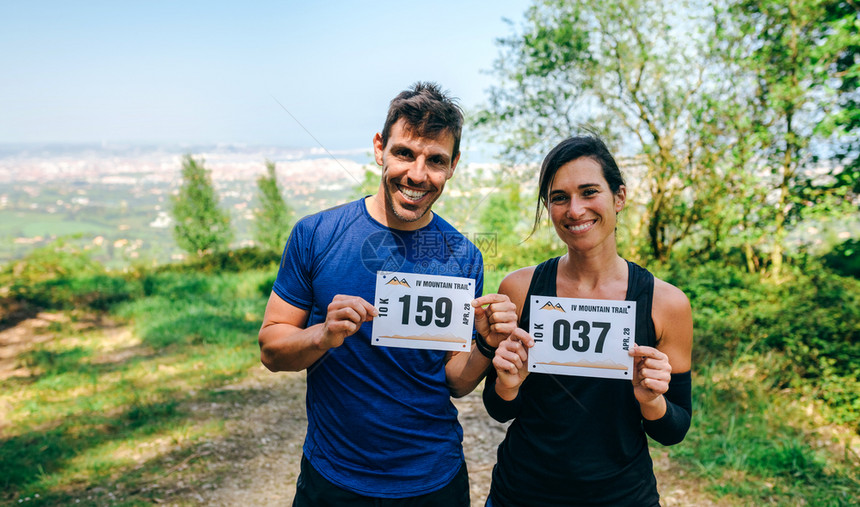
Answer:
[{"left": 547, "top": 156, "right": 626, "bottom": 252}]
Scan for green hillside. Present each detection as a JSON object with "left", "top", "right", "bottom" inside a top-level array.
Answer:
[{"left": 0, "top": 241, "right": 857, "bottom": 505}]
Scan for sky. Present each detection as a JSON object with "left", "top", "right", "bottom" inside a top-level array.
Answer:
[{"left": 0, "top": 1, "right": 532, "bottom": 155}]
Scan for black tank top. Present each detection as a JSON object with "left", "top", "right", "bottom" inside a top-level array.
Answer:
[{"left": 488, "top": 257, "right": 661, "bottom": 507}]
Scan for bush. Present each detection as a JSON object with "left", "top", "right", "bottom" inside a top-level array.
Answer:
[
  {"left": 15, "top": 274, "right": 141, "bottom": 311},
  {"left": 0, "top": 238, "right": 103, "bottom": 286},
  {"left": 0, "top": 243, "right": 280, "bottom": 314},
  {"left": 656, "top": 260, "right": 860, "bottom": 429},
  {"left": 1, "top": 240, "right": 142, "bottom": 311},
  {"left": 822, "top": 238, "right": 860, "bottom": 278},
  {"left": 154, "top": 246, "right": 280, "bottom": 274}
]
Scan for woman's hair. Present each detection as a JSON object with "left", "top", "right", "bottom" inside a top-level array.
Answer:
[{"left": 531, "top": 135, "right": 626, "bottom": 235}]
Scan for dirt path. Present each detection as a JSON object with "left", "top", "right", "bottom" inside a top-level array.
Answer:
[{"left": 189, "top": 367, "right": 724, "bottom": 507}]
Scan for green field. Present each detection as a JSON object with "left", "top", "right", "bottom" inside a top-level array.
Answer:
[
  {"left": 0, "top": 178, "right": 353, "bottom": 269},
  {"left": 2, "top": 212, "right": 111, "bottom": 238}
]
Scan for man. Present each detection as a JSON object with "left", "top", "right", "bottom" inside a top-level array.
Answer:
[{"left": 259, "top": 82, "right": 516, "bottom": 506}]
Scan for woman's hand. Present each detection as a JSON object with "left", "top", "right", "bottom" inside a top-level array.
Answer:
[
  {"left": 493, "top": 328, "right": 534, "bottom": 400},
  {"left": 630, "top": 344, "right": 672, "bottom": 407}
]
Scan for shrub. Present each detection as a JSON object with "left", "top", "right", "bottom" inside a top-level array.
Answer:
[
  {"left": 1, "top": 240, "right": 141, "bottom": 311},
  {"left": 15, "top": 274, "right": 141, "bottom": 310},
  {"left": 822, "top": 238, "right": 860, "bottom": 278},
  {"left": 656, "top": 260, "right": 860, "bottom": 430},
  {"left": 154, "top": 246, "right": 280, "bottom": 274}
]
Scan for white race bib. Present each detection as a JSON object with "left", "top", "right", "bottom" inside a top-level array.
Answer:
[
  {"left": 372, "top": 271, "right": 475, "bottom": 352},
  {"left": 527, "top": 295, "right": 635, "bottom": 380}
]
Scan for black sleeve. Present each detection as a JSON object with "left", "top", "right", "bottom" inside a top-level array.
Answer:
[
  {"left": 482, "top": 369, "right": 523, "bottom": 423},
  {"left": 642, "top": 370, "right": 692, "bottom": 446}
]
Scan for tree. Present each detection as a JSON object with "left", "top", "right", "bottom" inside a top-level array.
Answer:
[
  {"left": 476, "top": 0, "right": 732, "bottom": 261},
  {"left": 714, "top": 0, "right": 859, "bottom": 276},
  {"left": 350, "top": 165, "right": 380, "bottom": 200},
  {"left": 478, "top": 176, "right": 566, "bottom": 275},
  {"left": 478, "top": 0, "right": 858, "bottom": 269},
  {"left": 253, "top": 160, "right": 293, "bottom": 252},
  {"left": 171, "top": 155, "right": 233, "bottom": 256},
  {"left": 813, "top": 1, "right": 860, "bottom": 201}
]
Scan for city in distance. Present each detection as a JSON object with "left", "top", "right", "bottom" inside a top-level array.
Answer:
[
  {"left": 0, "top": 143, "right": 374, "bottom": 268},
  {"left": 0, "top": 143, "right": 502, "bottom": 268}
]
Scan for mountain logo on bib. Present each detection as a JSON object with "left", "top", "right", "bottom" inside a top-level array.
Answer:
[
  {"left": 539, "top": 301, "right": 565, "bottom": 312},
  {"left": 385, "top": 276, "right": 411, "bottom": 288}
]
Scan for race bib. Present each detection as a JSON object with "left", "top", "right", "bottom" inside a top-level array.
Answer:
[
  {"left": 527, "top": 296, "right": 635, "bottom": 380},
  {"left": 372, "top": 271, "right": 475, "bottom": 352}
]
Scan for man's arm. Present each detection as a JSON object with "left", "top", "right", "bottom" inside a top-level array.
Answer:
[
  {"left": 444, "top": 293, "right": 519, "bottom": 397},
  {"left": 482, "top": 268, "right": 533, "bottom": 403},
  {"left": 259, "top": 292, "right": 376, "bottom": 372},
  {"left": 444, "top": 343, "right": 491, "bottom": 398}
]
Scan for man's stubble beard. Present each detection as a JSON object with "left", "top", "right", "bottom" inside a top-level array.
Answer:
[{"left": 382, "top": 177, "right": 437, "bottom": 224}]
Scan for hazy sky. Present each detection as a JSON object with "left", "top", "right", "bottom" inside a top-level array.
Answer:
[{"left": 1, "top": 1, "right": 531, "bottom": 154}]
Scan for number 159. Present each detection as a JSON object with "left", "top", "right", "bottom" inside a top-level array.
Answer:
[{"left": 398, "top": 295, "right": 453, "bottom": 327}]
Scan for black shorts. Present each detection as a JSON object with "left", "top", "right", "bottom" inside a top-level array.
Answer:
[{"left": 292, "top": 454, "right": 470, "bottom": 507}]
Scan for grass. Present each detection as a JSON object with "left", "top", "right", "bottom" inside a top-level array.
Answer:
[
  {"left": 665, "top": 358, "right": 859, "bottom": 506},
  {"left": 0, "top": 255, "right": 858, "bottom": 506},
  {"left": 0, "top": 267, "right": 274, "bottom": 506},
  {"left": 1, "top": 214, "right": 108, "bottom": 238}
]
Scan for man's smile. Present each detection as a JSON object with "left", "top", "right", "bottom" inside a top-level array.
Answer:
[{"left": 397, "top": 185, "right": 430, "bottom": 202}]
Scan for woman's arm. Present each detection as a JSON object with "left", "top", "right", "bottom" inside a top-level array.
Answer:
[{"left": 630, "top": 278, "right": 693, "bottom": 445}]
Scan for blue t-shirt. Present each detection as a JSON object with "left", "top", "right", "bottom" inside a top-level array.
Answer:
[{"left": 273, "top": 197, "right": 484, "bottom": 498}]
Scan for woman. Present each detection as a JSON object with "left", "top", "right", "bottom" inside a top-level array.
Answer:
[{"left": 483, "top": 136, "right": 693, "bottom": 506}]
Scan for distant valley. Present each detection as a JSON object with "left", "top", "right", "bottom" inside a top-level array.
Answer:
[{"left": 0, "top": 143, "right": 374, "bottom": 267}]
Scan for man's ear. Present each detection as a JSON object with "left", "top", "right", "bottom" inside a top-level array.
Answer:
[
  {"left": 373, "top": 133, "right": 384, "bottom": 166},
  {"left": 448, "top": 152, "right": 461, "bottom": 179}
]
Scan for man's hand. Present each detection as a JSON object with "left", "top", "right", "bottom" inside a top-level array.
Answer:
[
  {"left": 492, "top": 328, "right": 534, "bottom": 399},
  {"left": 318, "top": 295, "right": 377, "bottom": 350},
  {"left": 472, "top": 294, "right": 519, "bottom": 347}
]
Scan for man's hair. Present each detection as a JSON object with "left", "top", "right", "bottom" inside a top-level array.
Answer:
[
  {"left": 380, "top": 82, "right": 464, "bottom": 158},
  {"left": 532, "top": 135, "right": 626, "bottom": 234}
]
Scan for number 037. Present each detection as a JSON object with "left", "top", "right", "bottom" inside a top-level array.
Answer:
[{"left": 552, "top": 320, "right": 611, "bottom": 353}]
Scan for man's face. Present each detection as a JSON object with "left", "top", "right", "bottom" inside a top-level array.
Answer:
[{"left": 373, "top": 118, "right": 459, "bottom": 230}]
